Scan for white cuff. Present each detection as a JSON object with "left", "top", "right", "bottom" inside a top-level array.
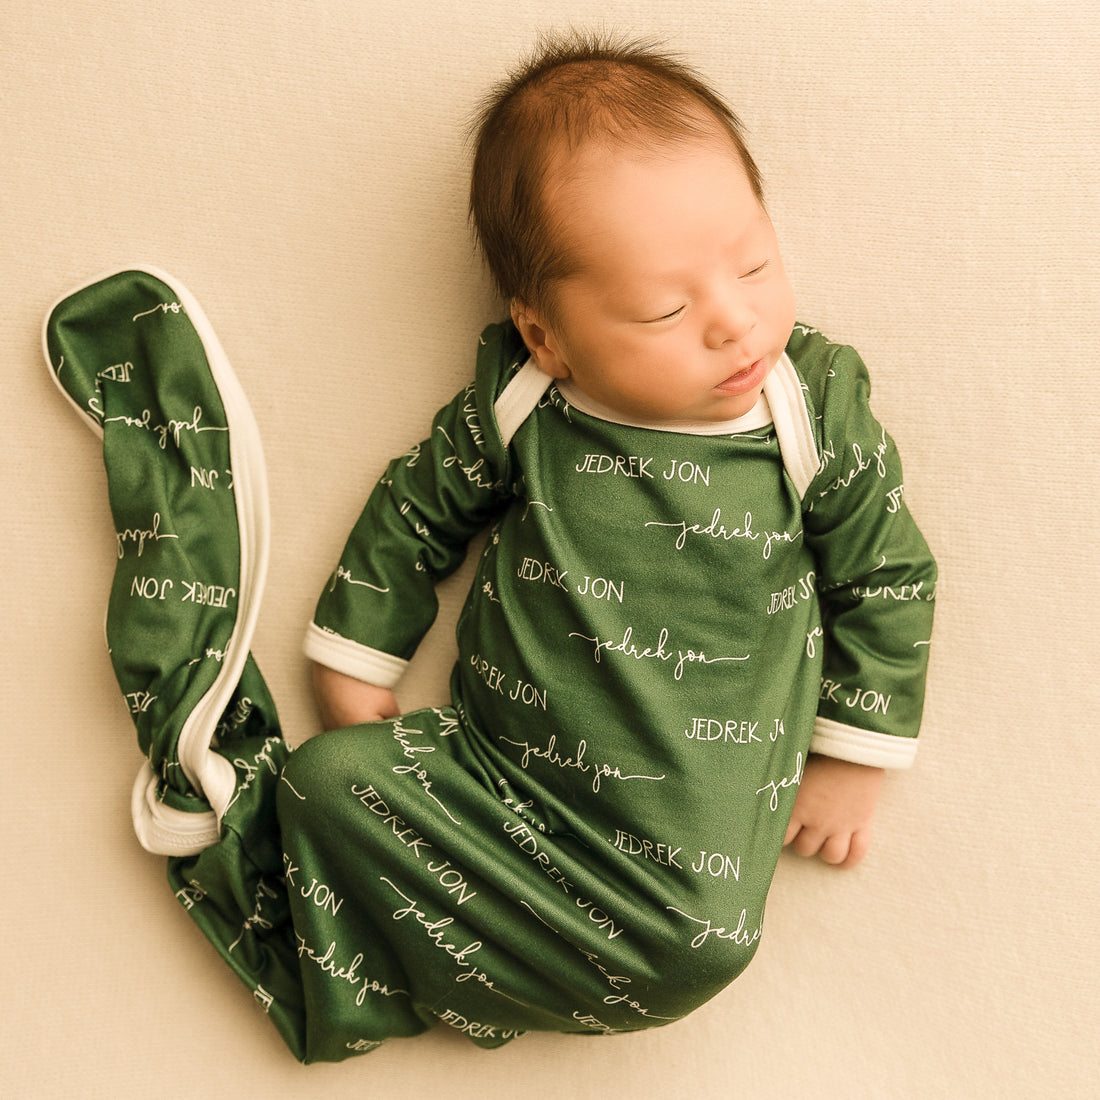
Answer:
[
  {"left": 303, "top": 622, "right": 408, "bottom": 688},
  {"left": 810, "top": 716, "right": 918, "bottom": 769}
]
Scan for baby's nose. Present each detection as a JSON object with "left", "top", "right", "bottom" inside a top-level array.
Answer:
[{"left": 703, "top": 288, "right": 755, "bottom": 349}]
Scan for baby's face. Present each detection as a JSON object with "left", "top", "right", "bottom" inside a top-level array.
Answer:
[{"left": 522, "top": 136, "right": 796, "bottom": 424}]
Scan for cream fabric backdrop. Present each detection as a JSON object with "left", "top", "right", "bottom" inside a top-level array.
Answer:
[{"left": 2, "top": 1, "right": 1095, "bottom": 1096}]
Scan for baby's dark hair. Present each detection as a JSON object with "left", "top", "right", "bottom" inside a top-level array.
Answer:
[{"left": 469, "top": 30, "right": 764, "bottom": 315}]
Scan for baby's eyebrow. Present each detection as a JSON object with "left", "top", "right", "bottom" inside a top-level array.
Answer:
[{"left": 727, "top": 210, "right": 773, "bottom": 244}]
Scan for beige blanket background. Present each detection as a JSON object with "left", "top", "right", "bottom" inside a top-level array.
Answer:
[{"left": 3, "top": 1, "right": 1095, "bottom": 1096}]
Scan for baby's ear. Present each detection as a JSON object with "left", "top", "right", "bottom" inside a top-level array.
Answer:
[{"left": 510, "top": 301, "right": 571, "bottom": 380}]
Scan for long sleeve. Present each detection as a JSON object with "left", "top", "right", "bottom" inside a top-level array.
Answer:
[
  {"left": 304, "top": 328, "right": 522, "bottom": 686},
  {"left": 796, "top": 335, "right": 937, "bottom": 768}
]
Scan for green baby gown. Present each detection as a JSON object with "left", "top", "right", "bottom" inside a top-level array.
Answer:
[{"left": 45, "top": 268, "right": 935, "bottom": 1063}]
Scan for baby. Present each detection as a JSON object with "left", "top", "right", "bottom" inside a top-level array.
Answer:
[
  {"left": 44, "top": 31, "right": 936, "bottom": 1065},
  {"left": 287, "top": 32, "right": 937, "bottom": 1058}
]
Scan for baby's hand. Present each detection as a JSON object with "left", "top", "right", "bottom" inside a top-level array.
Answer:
[
  {"left": 311, "top": 663, "right": 401, "bottom": 731},
  {"left": 783, "top": 755, "right": 885, "bottom": 868}
]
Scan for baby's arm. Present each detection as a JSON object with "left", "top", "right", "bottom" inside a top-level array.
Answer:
[
  {"left": 789, "top": 335, "right": 936, "bottom": 870},
  {"left": 311, "top": 662, "right": 401, "bottom": 731},
  {"left": 783, "top": 755, "right": 884, "bottom": 868},
  {"left": 305, "top": 326, "right": 523, "bottom": 733}
]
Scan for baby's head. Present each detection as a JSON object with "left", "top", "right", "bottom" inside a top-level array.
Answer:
[
  {"left": 470, "top": 34, "right": 764, "bottom": 315},
  {"left": 469, "top": 33, "right": 796, "bottom": 424}
]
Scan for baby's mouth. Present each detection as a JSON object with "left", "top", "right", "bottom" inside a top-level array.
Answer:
[{"left": 716, "top": 358, "right": 766, "bottom": 393}]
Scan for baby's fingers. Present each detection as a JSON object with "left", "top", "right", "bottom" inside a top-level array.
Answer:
[
  {"left": 787, "top": 824, "right": 827, "bottom": 859},
  {"left": 785, "top": 824, "right": 872, "bottom": 868},
  {"left": 818, "top": 831, "right": 854, "bottom": 866},
  {"left": 823, "top": 827, "right": 873, "bottom": 869}
]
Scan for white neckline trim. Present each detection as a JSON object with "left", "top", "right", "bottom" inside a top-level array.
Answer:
[
  {"left": 492, "top": 353, "right": 820, "bottom": 498},
  {"left": 556, "top": 375, "right": 774, "bottom": 436}
]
